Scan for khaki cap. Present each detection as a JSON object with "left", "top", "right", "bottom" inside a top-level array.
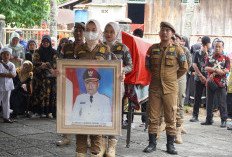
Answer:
[{"left": 160, "top": 21, "right": 176, "bottom": 33}]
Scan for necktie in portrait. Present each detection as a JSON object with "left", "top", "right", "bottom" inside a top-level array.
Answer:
[{"left": 90, "top": 96, "right": 93, "bottom": 103}]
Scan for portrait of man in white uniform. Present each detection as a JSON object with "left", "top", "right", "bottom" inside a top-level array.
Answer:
[{"left": 71, "top": 68, "right": 112, "bottom": 126}]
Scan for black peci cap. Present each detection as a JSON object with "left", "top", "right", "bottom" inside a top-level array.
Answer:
[{"left": 74, "top": 22, "right": 85, "bottom": 31}]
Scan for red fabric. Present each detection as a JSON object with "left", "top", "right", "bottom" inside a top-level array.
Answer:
[
  {"left": 130, "top": 24, "right": 144, "bottom": 32},
  {"left": 122, "top": 31, "right": 151, "bottom": 86},
  {"left": 65, "top": 68, "right": 80, "bottom": 108}
]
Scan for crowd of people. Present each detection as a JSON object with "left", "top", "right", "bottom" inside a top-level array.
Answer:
[{"left": 0, "top": 19, "right": 232, "bottom": 157}]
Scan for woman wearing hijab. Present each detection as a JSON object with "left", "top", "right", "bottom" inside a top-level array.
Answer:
[
  {"left": 31, "top": 35, "right": 57, "bottom": 119},
  {"left": 74, "top": 19, "right": 112, "bottom": 157},
  {"left": 6, "top": 31, "right": 25, "bottom": 68},
  {"left": 180, "top": 36, "right": 190, "bottom": 51},
  {"left": 181, "top": 36, "right": 195, "bottom": 106},
  {"left": 57, "top": 37, "right": 69, "bottom": 58},
  {"left": 103, "top": 22, "right": 133, "bottom": 157},
  {"left": 10, "top": 61, "right": 33, "bottom": 118},
  {"left": 104, "top": 22, "right": 133, "bottom": 73},
  {"left": 25, "top": 39, "right": 37, "bottom": 62}
]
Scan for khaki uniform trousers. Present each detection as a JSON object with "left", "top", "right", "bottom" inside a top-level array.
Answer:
[
  {"left": 76, "top": 135, "right": 102, "bottom": 154},
  {"left": 176, "top": 75, "right": 187, "bottom": 127},
  {"left": 148, "top": 88, "right": 177, "bottom": 135}
]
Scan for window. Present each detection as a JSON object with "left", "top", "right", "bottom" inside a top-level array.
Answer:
[{"left": 181, "top": 0, "right": 200, "bottom": 3}]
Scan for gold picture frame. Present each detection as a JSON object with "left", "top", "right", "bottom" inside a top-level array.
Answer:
[{"left": 56, "top": 59, "right": 122, "bottom": 136}]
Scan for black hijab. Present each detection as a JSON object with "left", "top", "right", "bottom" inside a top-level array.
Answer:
[
  {"left": 57, "top": 37, "right": 69, "bottom": 57},
  {"left": 38, "top": 35, "right": 57, "bottom": 62},
  {"left": 181, "top": 36, "right": 190, "bottom": 50},
  {"left": 26, "top": 39, "right": 37, "bottom": 53}
]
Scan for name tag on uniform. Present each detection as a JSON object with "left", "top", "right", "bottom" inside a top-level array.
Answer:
[
  {"left": 152, "top": 48, "right": 160, "bottom": 55},
  {"left": 80, "top": 102, "right": 85, "bottom": 104},
  {"left": 166, "top": 51, "right": 176, "bottom": 56}
]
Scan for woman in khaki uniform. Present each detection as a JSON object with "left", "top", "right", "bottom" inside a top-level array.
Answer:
[
  {"left": 103, "top": 22, "right": 133, "bottom": 157},
  {"left": 74, "top": 19, "right": 111, "bottom": 157}
]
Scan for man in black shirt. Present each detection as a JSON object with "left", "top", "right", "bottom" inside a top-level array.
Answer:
[{"left": 190, "top": 36, "right": 211, "bottom": 122}]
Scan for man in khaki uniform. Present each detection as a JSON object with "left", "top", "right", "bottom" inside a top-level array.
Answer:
[
  {"left": 174, "top": 34, "right": 191, "bottom": 144},
  {"left": 143, "top": 22, "right": 188, "bottom": 155},
  {"left": 56, "top": 22, "right": 85, "bottom": 146}
]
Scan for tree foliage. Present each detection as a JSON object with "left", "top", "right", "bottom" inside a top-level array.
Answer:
[{"left": 0, "top": 0, "right": 50, "bottom": 27}]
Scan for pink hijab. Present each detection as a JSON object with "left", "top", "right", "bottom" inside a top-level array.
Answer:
[{"left": 85, "top": 19, "right": 103, "bottom": 51}]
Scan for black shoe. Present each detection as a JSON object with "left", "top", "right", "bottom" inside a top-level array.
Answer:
[
  {"left": 190, "top": 116, "right": 199, "bottom": 122},
  {"left": 227, "top": 126, "right": 232, "bottom": 130},
  {"left": 220, "top": 121, "right": 226, "bottom": 128},
  {"left": 201, "top": 120, "right": 212, "bottom": 125},
  {"left": 166, "top": 135, "right": 178, "bottom": 154},
  {"left": 143, "top": 134, "right": 157, "bottom": 153},
  {"left": 3, "top": 118, "right": 13, "bottom": 123}
]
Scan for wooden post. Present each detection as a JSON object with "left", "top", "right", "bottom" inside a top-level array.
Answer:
[
  {"left": 0, "top": 14, "right": 5, "bottom": 46},
  {"left": 50, "top": 0, "right": 58, "bottom": 47}
]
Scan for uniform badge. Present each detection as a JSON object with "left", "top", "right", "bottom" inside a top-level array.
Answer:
[
  {"left": 100, "top": 47, "right": 105, "bottom": 53},
  {"left": 88, "top": 70, "right": 93, "bottom": 77},
  {"left": 169, "top": 47, "right": 175, "bottom": 52},
  {"left": 117, "top": 46, "right": 122, "bottom": 50},
  {"left": 179, "top": 53, "right": 186, "bottom": 62}
]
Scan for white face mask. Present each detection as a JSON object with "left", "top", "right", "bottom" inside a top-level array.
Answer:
[{"left": 85, "top": 31, "right": 99, "bottom": 40}]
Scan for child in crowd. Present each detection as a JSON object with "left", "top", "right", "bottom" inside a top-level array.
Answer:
[{"left": 0, "top": 47, "right": 16, "bottom": 123}]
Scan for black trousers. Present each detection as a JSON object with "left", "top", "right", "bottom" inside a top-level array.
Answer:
[
  {"left": 141, "top": 101, "right": 147, "bottom": 123},
  {"left": 226, "top": 93, "right": 232, "bottom": 118},
  {"left": 206, "top": 87, "right": 227, "bottom": 121},
  {"left": 193, "top": 80, "right": 206, "bottom": 117}
]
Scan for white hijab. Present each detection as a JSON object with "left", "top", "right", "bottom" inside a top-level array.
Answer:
[
  {"left": 104, "top": 22, "right": 122, "bottom": 48},
  {"left": 85, "top": 19, "right": 103, "bottom": 51}
]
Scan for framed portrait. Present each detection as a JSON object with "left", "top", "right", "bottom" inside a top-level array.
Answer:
[{"left": 57, "top": 59, "right": 122, "bottom": 136}]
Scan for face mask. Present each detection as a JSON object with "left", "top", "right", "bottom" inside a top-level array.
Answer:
[{"left": 85, "top": 31, "right": 98, "bottom": 40}]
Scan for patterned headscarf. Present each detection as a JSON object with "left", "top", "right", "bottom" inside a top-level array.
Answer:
[{"left": 17, "top": 60, "right": 33, "bottom": 83}]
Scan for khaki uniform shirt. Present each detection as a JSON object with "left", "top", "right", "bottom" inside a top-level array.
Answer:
[
  {"left": 145, "top": 43, "right": 188, "bottom": 94},
  {"left": 109, "top": 42, "right": 133, "bottom": 74},
  {"left": 75, "top": 42, "right": 110, "bottom": 60},
  {"left": 61, "top": 43, "right": 76, "bottom": 59}
]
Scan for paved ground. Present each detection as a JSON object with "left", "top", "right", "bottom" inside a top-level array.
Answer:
[{"left": 0, "top": 110, "right": 232, "bottom": 157}]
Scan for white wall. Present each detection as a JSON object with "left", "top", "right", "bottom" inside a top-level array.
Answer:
[{"left": 86, "top": 4, "right": 128, "bottom": 30}]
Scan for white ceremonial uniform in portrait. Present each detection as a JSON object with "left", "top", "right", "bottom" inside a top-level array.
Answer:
[
  {"left": 0, "top": 62, "right": 16, "bottom": 119},
  {"left": 71, "top": 92, "right": 112, "bottom": 124}
]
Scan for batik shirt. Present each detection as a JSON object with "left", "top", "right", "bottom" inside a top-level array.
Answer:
[
  {"left": 193, "top": 50, "right": 208, "bottom": 81},
  {"left": 205, "top": 54, "right": 230, "bottom": 87}
]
